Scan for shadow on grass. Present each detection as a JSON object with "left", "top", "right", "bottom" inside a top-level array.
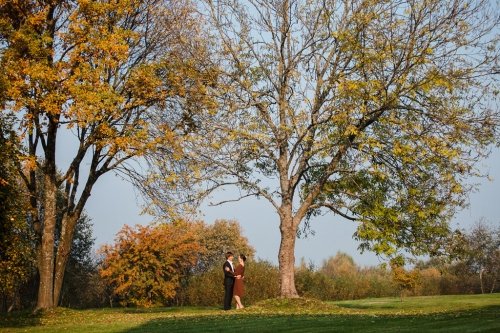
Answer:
[
  {"left": 120, "top": 306, "right": 500, "bottom": 333},
  {"left": 335, "top": 302, "right": 398, "bottom": 310},
  {"left": 0, "top": 310, "right": 42, "bottom": 329},
  {"left": 122, "top": 306, "right": 219, "bottom": 314}
]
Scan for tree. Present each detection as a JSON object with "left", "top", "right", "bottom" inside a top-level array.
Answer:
[
  {"left": 390, "top": 259, "right": 418, "bottom": 301},
  {"left": 99, "top": 221, "right": 201, "bottom": 307},
  {"left": 146, "top": 0, "right": 499, "bottom": 297},
  {"left": 321, "top": 252, "right": 357, "bottom": 278},
  {"left": 193, "top": 219, "right": 255, "bottom": 273},
  {"left": 170, "top": 219, "right": 255, "bottom": 305},
  {"left": 58, "top": 214, "right": 101, "bottom": 308},
  {"left": 0, "top": 117, "right": 35, "bottom": 312},
  {"left": 0, "top": 0, "right": 214, "bottom": 309},
  {"left": 462, "top": 220, "right": 500, "bottom": 293}
]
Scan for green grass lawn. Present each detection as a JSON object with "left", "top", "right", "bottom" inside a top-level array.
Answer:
[{"left": 1, "top": 294, "right": 499, "bottom": 332}]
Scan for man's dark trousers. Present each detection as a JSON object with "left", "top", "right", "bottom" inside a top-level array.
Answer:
[{"left": 223, "top": 261, "right": 234, "bottom": 310}]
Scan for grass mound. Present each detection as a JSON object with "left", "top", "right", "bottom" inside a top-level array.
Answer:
[{"left": 249, "top": 297, "right": 336, "bottom": 313}]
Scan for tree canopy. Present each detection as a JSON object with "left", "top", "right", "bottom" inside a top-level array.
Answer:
[
  {"left": 0, "top": 0, "right": 214, "bottom": 309},
  {"left": 146, "top": 0, "right": 500, "bottom": 297}
]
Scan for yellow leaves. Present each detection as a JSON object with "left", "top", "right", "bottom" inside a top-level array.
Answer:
[
  {"left": 424, "top": 47, "right": 434, "bottom": 55},
  {"left": 66, "top": 1, "right": 138, "bottom": 70},
  {"left": 424, "top": 136, "right": 460, "bottom": 160},
  {"left": 343, "top": 124, "right": 359, "bottom": 136},
  {"left": 18, "top": 154, "right": 37, "bottom": 172},
  {"left": 3, "top": 48, "right": 64, "bottom": 114},
  {"left": 357, "top": 134, "right": 379, "bottom": 149},
  {"left": 450, "top": 183, "right": 462, "bottom": 195},
  {"left": 390, "top": 261, "right": 418, "bottom": 296},
  {"left": 419, "top": 68, "right": 454, "bottom": 93},
  {"left": 368, "top": 164, "right": 386, "bottom": 180},
  {"left": 391, "top": 141, "right": 419, "bottom": 164},
  {"left": 164, "top": 173, "right": 178, "bottom": 184},
  {"left": 338, "top": 79, "right": 364, "bottom": 95},
  {"left": 392, "top": 141, "right": 408, "bottom": 156}
]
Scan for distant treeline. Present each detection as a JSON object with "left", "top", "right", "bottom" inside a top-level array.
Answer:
[{"left": 1, "top": 216, "right": 497, "bottom": 311}]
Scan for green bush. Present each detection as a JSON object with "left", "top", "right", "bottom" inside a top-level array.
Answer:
[
  {"left": 296, "top": 266, "right": 336, "bottom": 300},
  {"left": 295, "top": 254, "right": 397, "bottom": 301},
  {"left": 243, "top": 260, "right": 280, "bottom": 304}
]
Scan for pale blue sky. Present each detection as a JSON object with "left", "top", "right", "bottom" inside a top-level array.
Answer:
[{"left": 86, "top": 146, "right": 500, "bottom": 267}]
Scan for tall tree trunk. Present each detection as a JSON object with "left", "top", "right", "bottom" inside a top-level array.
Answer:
[
  {"left": 36, "top": 176, "right": 57, "bottom": 310},
  {"left": 278, "top": 209, "right": 299, "bottom": 298},
  {"left": 53, "top": 214, "right": 79, "bottom": 305}
]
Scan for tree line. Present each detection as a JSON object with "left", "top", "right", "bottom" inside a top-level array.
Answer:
[
  {"left": 1, "top": 0, "right": 499, "bottom": 310},
  {"left": 1, "top": 168, "right": 497, "bottom": 312}
]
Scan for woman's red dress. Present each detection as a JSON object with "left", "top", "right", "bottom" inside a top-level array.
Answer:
[{"left": 233, "top": 265, "right": 245, "bottom": 297}]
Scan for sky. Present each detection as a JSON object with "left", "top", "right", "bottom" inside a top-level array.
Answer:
[{"left": 86, "top": 146, "right": 500, "bottom": 267}]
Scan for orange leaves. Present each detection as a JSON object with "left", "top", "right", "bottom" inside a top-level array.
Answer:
[
  {"left": 19, "top": 155, "right": 37, "bottom": 172},
  {"left": 390, "top": 260, "right": 419, "bottom": 300},
  {"left": 2, "top": 0, "right": 215, "bottom": 152},
  {"left": 98, "top": 219, "right": 256, "bottom": 307},
  {"left": 99, "top": 221, "right": 202, "bottom": 307}
]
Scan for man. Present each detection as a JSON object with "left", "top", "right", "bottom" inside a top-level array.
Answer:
[{"left": 223, "top": 251, "right": 235, "bottom": 310}]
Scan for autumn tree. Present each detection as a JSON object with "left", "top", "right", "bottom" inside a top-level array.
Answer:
[
  {"left": 175, "top": 219, "right": 255, "bottom": 305},
  {"left": 0, "top": 0, "right": 213, "bottom": 309},
  {"left": 99, "top": 221, "right": 201, "bottom": 307},
  {"left": 145, "top": 0, "right": 500, "bottom": 297},
  {"left": 0, "top": 116, "right": 35, "bottom": 312},
  {"left": 321, "top": 252, "right": 358, "bottom": 278},
  {"left": 193, "top": 219, "right": 255, "bottom": 273},
  {"left": 390, "top": 259, "right": 418, "bottom": 301}
]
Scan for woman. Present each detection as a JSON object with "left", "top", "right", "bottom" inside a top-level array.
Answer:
[{"left": 233, "top": 254, "right": 246, "bottom": 309}]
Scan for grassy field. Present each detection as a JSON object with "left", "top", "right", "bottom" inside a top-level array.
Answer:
[{"left": 0, "top": 294, "right": 498, "bottom": 332}]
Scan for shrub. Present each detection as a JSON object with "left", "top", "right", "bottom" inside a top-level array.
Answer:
[{"left": 99, "top": 222, "right": 201, "bottom": 307}]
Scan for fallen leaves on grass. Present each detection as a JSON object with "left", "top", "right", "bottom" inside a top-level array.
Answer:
[{"left": 248, "top": 297, "right": 338, "bottom": 314}]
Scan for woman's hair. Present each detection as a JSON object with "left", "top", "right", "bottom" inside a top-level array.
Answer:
[{"left": 239, "top": 254, "right": 247, "bottom": 262}]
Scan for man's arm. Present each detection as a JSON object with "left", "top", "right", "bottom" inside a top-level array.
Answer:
[{"left": 223, "top": 263, "right": 235, "bottom": 278}]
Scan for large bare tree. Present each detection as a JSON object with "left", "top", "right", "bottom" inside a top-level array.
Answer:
[{"left": 146, "top": 0, "right": 499, "bottom": 297}]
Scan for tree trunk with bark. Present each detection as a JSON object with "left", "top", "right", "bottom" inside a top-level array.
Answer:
[
  {"left": 278, "top": 225, "right": 299, "bottom": 297},
  {"left": 53, "top": 214, "right": 79, "bottom": 305},
  {"left": 36, "top": 175, "right": 57, "bottom": 310},
  {"left": 278, "top": 203, "right": 299, "bottom": 298}
]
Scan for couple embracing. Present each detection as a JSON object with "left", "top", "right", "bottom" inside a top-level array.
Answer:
[{"left": 223, "top": 251, "right": 247, "bottom": 310}]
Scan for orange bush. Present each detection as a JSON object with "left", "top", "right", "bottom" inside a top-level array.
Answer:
[{"left": 99, "top": 221, "right": 201, "bottom": 307}]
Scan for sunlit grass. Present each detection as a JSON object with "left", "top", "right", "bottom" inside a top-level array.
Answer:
[
  {"left": 334, "top": 293, "right": 500, "bottom": 314},
  {"left": 1, "top": 294, "right": 498, "bottom": 332}
]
